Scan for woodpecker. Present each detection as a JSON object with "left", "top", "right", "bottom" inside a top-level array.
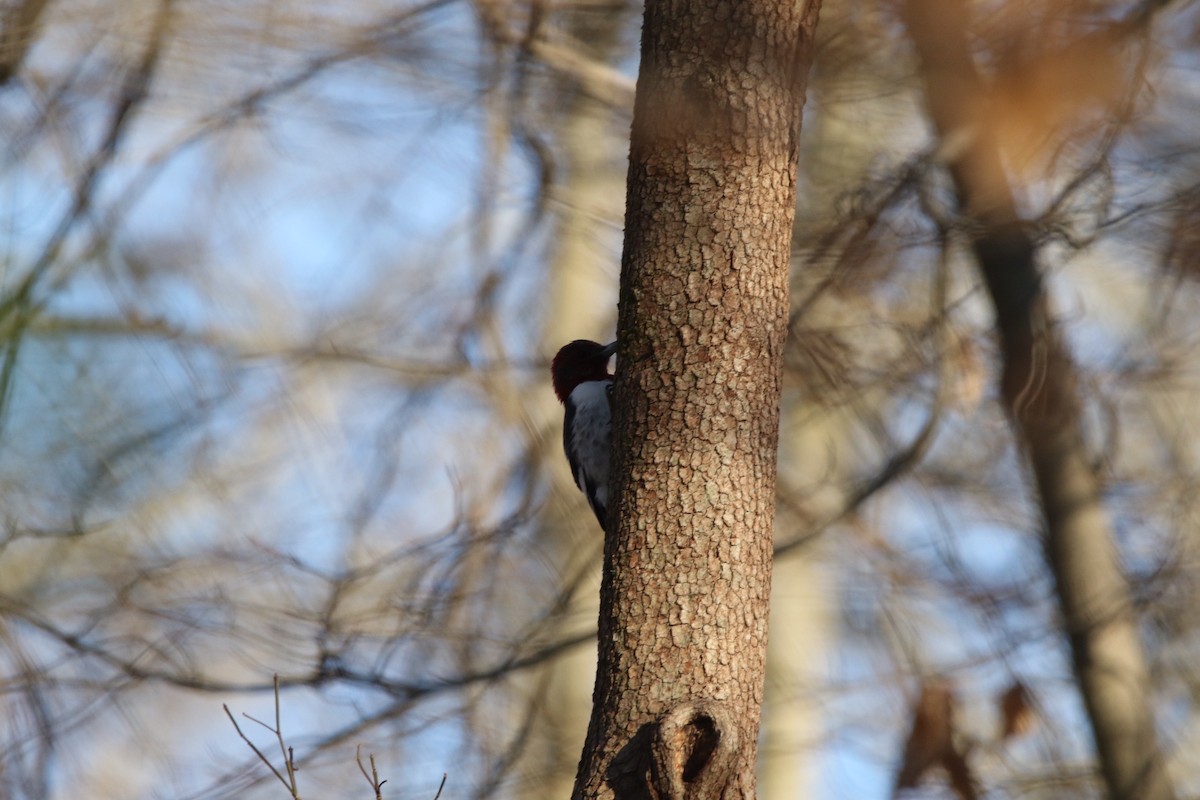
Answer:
[{"left": 551, "top": 339, "right": 617, "bottom": 529}]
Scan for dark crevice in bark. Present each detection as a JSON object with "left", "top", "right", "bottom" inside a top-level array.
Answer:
[
  {"left": 603, "top": 701, "right": 741, "bottom": 800},
  {"left": 650, "top": 702, "right": 739, "bottom": 800}
]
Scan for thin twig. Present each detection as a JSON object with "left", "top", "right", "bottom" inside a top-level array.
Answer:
[
  {"left": 223, "top": 675, "right": 302, "bottom": 799},
  {"left": 223, "top": 705, "right": 293, "bottom": 794},
  {"left": 356, "top": 745, "right": 387, "bottom": 800},
  {"left": 274, "top": 676, "right": 300, "bottom": 795}
]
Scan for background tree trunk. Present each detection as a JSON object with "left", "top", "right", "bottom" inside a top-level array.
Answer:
[
  {"left": 526, "top": 9, "right": 631, "bottom": 794},
  {"left": 571, "top": 1, "right": 822, "bottom": 797},
  {"left": 903, "top": 1, "right": 1175, "bottom": 797}
]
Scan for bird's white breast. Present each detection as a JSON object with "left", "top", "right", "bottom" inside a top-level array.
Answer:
[{"left": 567, "top": 380, "right": 612, "bottom": 508}]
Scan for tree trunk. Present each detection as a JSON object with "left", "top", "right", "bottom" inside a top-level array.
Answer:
[
  {"left": 571, "top": 1, "right": 822, "bottom": 798},
  {"left": 903, "top": 2, "right": 1174, "bottom": 798}
]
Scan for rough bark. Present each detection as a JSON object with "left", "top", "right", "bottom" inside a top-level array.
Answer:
[
  {"left": 571, "top": 1, "right": 822, "bottom": 798},
  {"left": 903, "top": 1, "right": 1174, "bottom": 798}
]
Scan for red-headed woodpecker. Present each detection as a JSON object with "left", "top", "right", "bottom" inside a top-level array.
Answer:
[{"left": 551, "top": 339, "right": 617, "bottom": 529}]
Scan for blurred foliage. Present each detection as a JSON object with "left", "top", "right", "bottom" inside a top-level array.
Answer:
[{"left": 0, "top": 0, "right": 1199, "bottom": 798}]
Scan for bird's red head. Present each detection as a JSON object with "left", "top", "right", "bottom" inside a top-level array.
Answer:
[{"left": 551, "top": 339, "right": 617, "bottom": 402}]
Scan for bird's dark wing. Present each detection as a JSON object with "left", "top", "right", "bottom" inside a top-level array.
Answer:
[
  {"left": 563, "top": 398, "right": 582, "bottom": 492},
  {"left": 563, "top": 396, "right": 607, "bottom": 529}
]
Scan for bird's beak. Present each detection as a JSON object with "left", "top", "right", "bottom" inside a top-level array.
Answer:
[{"left": 601, "top": 341, "right": 618, "bottom": 358}]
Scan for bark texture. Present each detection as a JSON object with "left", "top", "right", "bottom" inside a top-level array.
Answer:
[
  {"left": 571, "top": 1, "right": 822, "bottom": 798},
  {"left": 904, "top": 2, "right": 1174, "bottom": 798}
]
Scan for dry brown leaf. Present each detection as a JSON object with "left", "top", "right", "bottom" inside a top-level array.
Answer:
[
  {"left": 998, "top": 680, "right": 1036, "bottom": 740},
  {"left": 894, "top": 679, "right": 979, "bottom": 800},
  {"left": 895, "top": 681, "right": 955, "bottom": 790}
]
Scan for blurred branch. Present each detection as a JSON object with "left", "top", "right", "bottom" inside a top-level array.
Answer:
[
  {"left": 790, "top": 148, "right": 937, "bottom": 329},
  {"left": 472, "top": 0, "right": 634, "bottom": 108},
  {"left": 0, "top": 0, "right": 176, "bottom": 437},
  {"left": 81, "top": 0, "right": 460, "bottom": 260},
  {"left": 0, "top": 589, "right": 595, "bottom": 697},
  {"left": 1038, "top": 0, "right": 1169, "bottom": 238},
  {"left": 0, "top": 0, "right": 50, "bottom": 85},
  {"left": 28, "top": 313, "right": 546, "bottom": 380},
  {"left": 904, "top": 0, "right": 1175, "bottom": 796},
  {"left": 0, "top": 0, "right": 175, "bottom": 319},
  {"left": 777, "top": 240, "right": 953, "bottom": 558}
]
